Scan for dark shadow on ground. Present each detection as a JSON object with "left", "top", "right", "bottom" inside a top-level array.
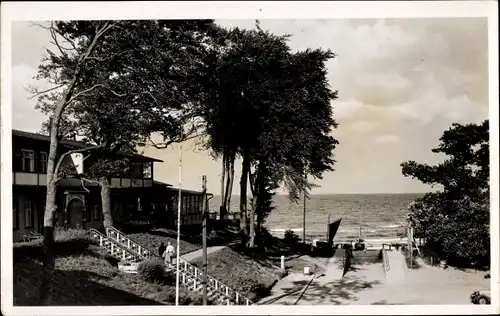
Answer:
[
  {"left": 14, "top": 258, "right": 163, "bottom": 306},
  {"left": 258, "top": 288, "right": 303, "bottom": 305},
  {"left": 280, "top": 276, "right": 381, "bottom": 305}
]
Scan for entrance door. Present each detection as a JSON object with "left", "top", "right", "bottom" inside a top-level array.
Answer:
[{"left": 67, "top": 198, "right": 85, "bottom": 229}]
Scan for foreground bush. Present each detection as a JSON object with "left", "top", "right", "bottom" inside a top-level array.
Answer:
[
  {"left": 284, "top": 229, "right": 300, "bottom": 245},
  {"left": 138, "top": 259, "right": 174, "bottom": 285},
  {"left": 13, "top": 228, "right": 97, "bottom": 261}
]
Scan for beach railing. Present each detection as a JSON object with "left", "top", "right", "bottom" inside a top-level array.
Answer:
[{"left": 382, "top": 249, "right": 390, "bottom": 272}]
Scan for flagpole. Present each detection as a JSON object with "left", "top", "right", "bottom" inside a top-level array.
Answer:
[{"left": 175, "top": 137, "right": 183, "bottom": 306}]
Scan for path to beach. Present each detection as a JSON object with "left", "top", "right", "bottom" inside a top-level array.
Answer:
[
  {"left": 181, "top": 246, "right": 226, "bottom": 261},
  {"left": 261, "top": 249, "right": 488, "bottom": 305}
]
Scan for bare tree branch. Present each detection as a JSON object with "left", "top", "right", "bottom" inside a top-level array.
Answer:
[
  {"left": 142, "top": 91, "right": 161, "bottom": 106},
  {"left": 55, "top": 26, "right": 79, "bottom": 52},
  {"left": 146, "top": 131, "right": 201, "bottom": 149},
  {"left": 49, "top": 22, "right": 70, "bottom": 57},
  {"left": 27, "top": 83, "right": 66, "bottom": 99},
  {"left": 66, "top": 84, "right": 126, "bottom": 105},
  {"left": 54, "top": 144, "right": 107, "bottom": 181}
]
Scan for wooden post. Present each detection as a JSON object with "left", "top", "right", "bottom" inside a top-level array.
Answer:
[
  {"left": 302, "top": 191, "right": 306, "bottom": 243},
  {"left": 201, "top": 175, "right": 208, "bottom": 305},
  {"left": 408, "top": 227, "right": 413, "bottom": 269},
  {"left": 326, "top": 214, "right": 330, "bottom": 242}
]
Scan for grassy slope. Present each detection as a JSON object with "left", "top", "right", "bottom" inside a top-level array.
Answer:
[
  {"left": 191, "top": 247, "right": 284, "bottom": 302},
  {"left": 125, "top": 225, "right": 241, "bottom": 257},
  {"left": 13, "top": 229, "right": 202, "bottom": 306},
  {"left": 127, "top": 228, "right": 202, "bottom": 256}
]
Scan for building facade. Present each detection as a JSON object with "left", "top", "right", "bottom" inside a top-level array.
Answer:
[{"left": 12, "top": 130, "right": 209, "bottom": 241}]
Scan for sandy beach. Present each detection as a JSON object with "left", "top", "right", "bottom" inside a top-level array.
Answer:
[{"left": 261, "top": 249, "right": 489, "bottom": 305}]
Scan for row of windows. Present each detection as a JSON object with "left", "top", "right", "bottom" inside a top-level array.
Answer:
[
  {"left": 13, "top": 199, "right": 104, "bottom": 229},
  {"left": 16, "top": 148, "right": 153, "bottom": 179},
  {"left": 13, "top": 199, "right": 41, "bottom": 229},
  {"left": 19, "top": 149, "right": 48, "bottom": 173},
  {"left": 172, "top": 195, "right": 205, "bottom": 215}
]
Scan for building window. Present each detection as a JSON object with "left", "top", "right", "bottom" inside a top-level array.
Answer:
[
  {"left": 130, "top": 162, "right": 143, "bottom": 179},
  {"left": 24, "top": 200, "right": 33, "bottom": 228},
  {"left": 39, "top": 152, "right": 48, "bottom": 173},
  {"left": 143, "top": 162, "right": 152, "bottom": 178},
  {"left": 13, "top": 198, "right": 19, "bottom": 230},
  {"left": 21, "top": 149, "right": 35, "bottom": 172},
  {"left": 93, "top": 205, "right": 101, "bottom": 221}
]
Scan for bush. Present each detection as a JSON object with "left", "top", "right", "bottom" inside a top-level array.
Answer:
[
  {"left": 137, "top": 259, "right": 174, "bottom": 284},
  {"left": 401, "top": 247, "right": 420, "bottom": 269},
  {"left": 284, "top": 230, "right": 300, "bottom": 245},
  {"left": 13, "top": 228, "right": 96, "bottom": 261}
]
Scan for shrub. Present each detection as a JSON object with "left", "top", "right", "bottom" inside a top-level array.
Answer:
[
  {"left": 401, "top": 247, "right": 420, "bottom": 269},
  {"left": 137, "top": 259, "right": 173, "bottom": 284},
  {"left": 284, "top": 230, "right": 300, "bottom": 245},
  {"left": 13, "top": 228, "right": 96, "bottom": 261}
]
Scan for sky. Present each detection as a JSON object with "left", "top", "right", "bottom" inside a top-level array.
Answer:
[{"left": 10, "top": 18, "right": 489, "bottom": 194}]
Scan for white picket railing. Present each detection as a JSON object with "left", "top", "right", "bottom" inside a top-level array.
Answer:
[
  {"left": 89, "top": 229, "right": 142, "bottom": 263},
  {"left": 105, "top": 227, "right": 156, "bottom": 260},
  {"left": 102, "top": 226, "right": 253, "bottom": 305}
]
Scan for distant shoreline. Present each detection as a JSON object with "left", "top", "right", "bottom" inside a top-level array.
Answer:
[{"left": 212, "top": 192, "right": 427, "bottom": 197}]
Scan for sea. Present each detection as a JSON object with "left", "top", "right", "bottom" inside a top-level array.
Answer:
[{"left": 210, "top": 193, "right": 424, "bottom": 247}]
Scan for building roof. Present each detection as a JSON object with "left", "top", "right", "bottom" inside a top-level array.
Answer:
[
  {"left": 12, "top": 129, "right": 163, "bottom": 163},
  {"left": 153, "top": 180, "right": 173, "bottom": 187},
  {"left": 153, "top": 180, "right": 212, "bottom": 195}
]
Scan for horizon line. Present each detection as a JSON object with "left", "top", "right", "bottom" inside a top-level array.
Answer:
[{"left": 211, "top": 192, "right": 428, "bottom": 196}]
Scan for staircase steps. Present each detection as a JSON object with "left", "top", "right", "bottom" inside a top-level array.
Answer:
[{"left": 89, "top": 226, "right": 253, "bottom": 305}]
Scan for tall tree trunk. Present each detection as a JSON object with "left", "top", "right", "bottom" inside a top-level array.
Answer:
[
  {"left": 256, "top": 212, "right": 264, "bottom": 247},
  {"left": 248, "top": 168, "right": 257, "bottom": 248},
  {"left": 239, "top": 148, "right": 250, "bottom": 245},
  {"left": 252, "top": 161, "right": 264, "bottom": 248},
  {"left": 39, "top": 100, "right": 69, "bottom": 305},
  {"left": 100, "top": 177, "right": 114, "bottom": 231},
  {"left": 39, "top": 131, "right": 58, "bottom": 305},
  {"left": 226, "top": 153, "right": 235, "bottom": 215},
  {"left": 219, "top": 154, "right": 227, "bottom": 221},
  {"left": 38, "top": 21, "right": 112, "bottom": 305}
]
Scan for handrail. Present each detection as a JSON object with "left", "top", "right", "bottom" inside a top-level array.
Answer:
[
  {"left": 106, "top": 227, "right": 156, "bottom": 259},
  {"left": 89, "top": 229, "right": 142, "bottom": 263},
  {"left": 105, "top": 226, "right": 253, "bottom": 305},
  {"left": 382, "top": 249, "right": 390, "bottom": 272}
]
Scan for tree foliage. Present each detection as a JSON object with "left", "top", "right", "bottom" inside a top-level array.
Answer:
[
  {"left": 194, "top": 24, "right": 338, "bottom": 247},
  {"left": 35, "top": 20, "right": 218, "bottom": 228},
  {"left": 401, "top": 120, "right": 489, "bottom": 267},
  {"left": 32, "top": 19, "right": 218, "bottom": 303}
]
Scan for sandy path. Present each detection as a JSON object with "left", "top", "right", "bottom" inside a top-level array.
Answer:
[{"left": 262, "top": 250, "right": 489, "bottom": 305}]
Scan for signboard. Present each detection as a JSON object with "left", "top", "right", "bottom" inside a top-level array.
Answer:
[{"left": 70, "top": 153, "right": 84, "bottom": 174}]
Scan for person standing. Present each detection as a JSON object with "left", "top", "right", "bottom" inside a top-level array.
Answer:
[
  {"left": 163, "top": 241, "right": 175, "bottom": 267},
  {"left": 159, "top": 242, "right": 166, "bottom": 257}
]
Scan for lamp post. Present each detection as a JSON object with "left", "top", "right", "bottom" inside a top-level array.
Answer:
[
  {"left": 175, "top": 138, "right": 183, "bottom": 306},
  {"left": 303, "top": 170, "right": 307, "bottom": 244}
]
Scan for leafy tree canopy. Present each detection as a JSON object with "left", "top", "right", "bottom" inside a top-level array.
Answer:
[
  {"left": 401, "top": 120, "right": 489, "bottom": 267},
  {"left": 34, "top": 20, "right": 219, "bottom": 179}
]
